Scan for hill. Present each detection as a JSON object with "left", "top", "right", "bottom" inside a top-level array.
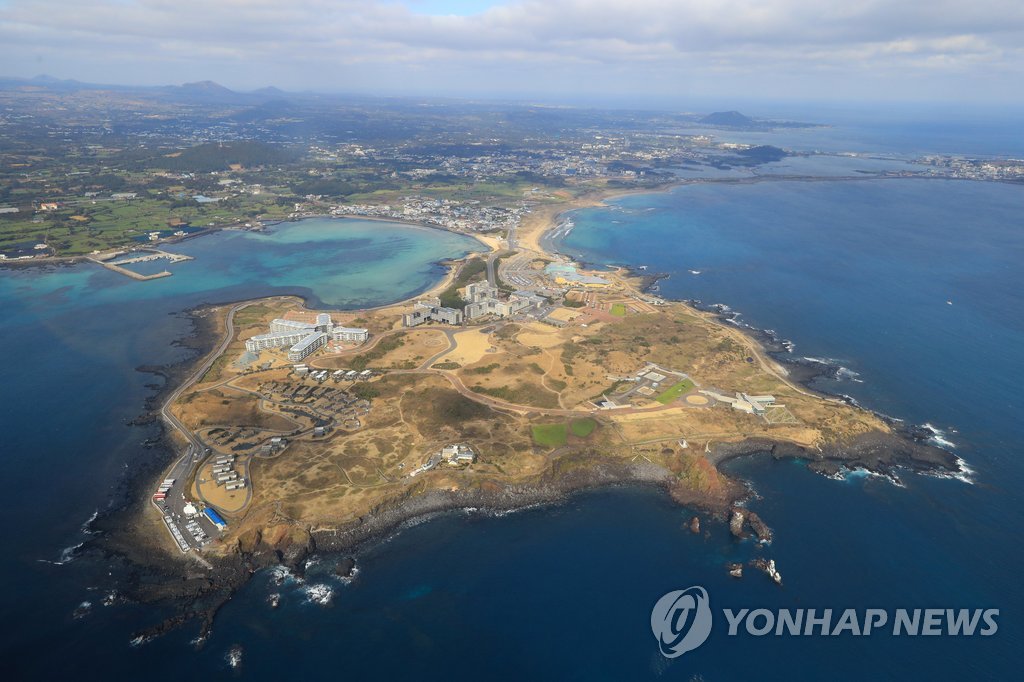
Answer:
[{"left": 699, "top": 110, "right": 757, "bottom": 127}]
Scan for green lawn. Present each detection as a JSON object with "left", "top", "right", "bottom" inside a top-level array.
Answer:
[
  {"left": 610, "top": 303, "right": 627, "bottom": 316},
  {"left": 570, "top": 418, "right": 597, "bottom": 437},
  {"left": 532, "top": 423, "right": 568, "bottom": 448},
  {"left": 655, "top": 379, "right": 696, "bottom": 404}
]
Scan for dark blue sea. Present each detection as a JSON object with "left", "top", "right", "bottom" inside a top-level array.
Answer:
[{"left": 2, "top": 125, "right": 1023, "bottom": 679}]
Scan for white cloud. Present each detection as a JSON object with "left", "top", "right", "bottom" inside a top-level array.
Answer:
[{"left": 1, "top": 0, "right": 1022, "bottom": 100}]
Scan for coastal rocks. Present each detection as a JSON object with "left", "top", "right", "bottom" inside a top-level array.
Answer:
[
  {"left": 688, "top": 516, "right": 701, "bottom": 534},
  {"left": 235, "top": 524, "right": 316, "bottom": 576},
  {"left": 728, "top": 507, "right": 773, "bottom": 543},
  {"left": 807, "top": 460, "right": 844, "bottom": 478},
  {"left": 727, "top": 563, "right": 743, "bottom": 578},
  {"left": 710, "top": 429, "right": 962, "bottom": 481},
  {"left": 729, "top": 508, "right": 745, "bottom": 537},
  {"left": 334, "top": 557, "right": 357, "bottom": 579},
  {"left": 750, "top": 557, "right": 783, "bottom": 586},
  {"left": 746, "top": 511, "right": 772, "bottom": 543}
]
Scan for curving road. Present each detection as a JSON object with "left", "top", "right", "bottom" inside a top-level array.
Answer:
[{"left": 153, "top": 300, "right": 255, "bottom": 552}]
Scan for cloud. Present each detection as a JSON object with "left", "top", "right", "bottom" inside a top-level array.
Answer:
[{"left": 1, "top": 0, "right": 1022, "bottom": 100}]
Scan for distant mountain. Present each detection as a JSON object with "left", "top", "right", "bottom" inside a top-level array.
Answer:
[
  {"left": 697, "top": 110, "right": 822, "bottom": 130},
  {"left": 179, "top": 80, "right": 235, "bottom": 95},
  {"left": 253, "top": 86, "right": 286, "bottom": 96},
  {"left": 699, "top": 110, "right": 756, "bottom": 127},
  {"left": 0, "top": 74, "right": 90, "bottom": 90}
]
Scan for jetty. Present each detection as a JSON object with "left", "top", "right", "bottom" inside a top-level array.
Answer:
[{"left": 89, "top": 248, "right": 193, "bottom": 281}]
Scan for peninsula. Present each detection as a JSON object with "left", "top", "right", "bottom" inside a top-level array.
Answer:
[{"left": 133, "top": 194, "right": 961, "bottom": 604}]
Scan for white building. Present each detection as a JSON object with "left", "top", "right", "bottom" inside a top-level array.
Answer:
[
  {"left": 463, "top": 282, "right": 539, "bottom": 320},
  {"left": 288, "top": 331, "right": 327, "bottom": 361},
  {"left": 443, "top": 443, "right": 477, "bottom": 466},
  {"left": 246, "top": 314, "right": 368, "bottom": 354},
  {"left": 246, "top": 329, "right": 315, "bottom": 351},
  {"left": 331, "top": 326, "right": 369, "bottom": 343}
]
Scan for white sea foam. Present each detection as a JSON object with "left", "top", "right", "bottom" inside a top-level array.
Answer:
[
  {"left": 269, "top": 565, "right": 301, "bottom": 586},
  {"left": 38, "top": 541, "right": 85, "bottom": 566},
  {"left": 303, "top": 583, "right": 334, "bottom": 606},
  {"left": 802, "top": 356, "right": 836, "bottom": 365},
  {"left": 129, "top": 634, "right": 153, "bottom": 648},
  {"left": 921, "top": 423, "right": 956, "bottom": 449},
  {"left": 922, "top": 456, "right": 976, "bottom": 485},
  {"left": 226, "top": 645, "right": 243, "bottom": 669},
  {"left": 835, "top": 467, "right": 906, "bottom": 488},
  {"left": 836, "top": 366, "right": 863, "bottom": 383},
  {"left": 81, "top": 509, "right": 99, "bottom": 534}
]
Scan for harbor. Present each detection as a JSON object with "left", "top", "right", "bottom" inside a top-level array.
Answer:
[{"left": 89, "top": 248, "right": 194, "bottom": 281}]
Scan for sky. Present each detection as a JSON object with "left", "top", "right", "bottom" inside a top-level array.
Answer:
[{"left": 1, "top": 0, "right": 1023, "bottom": 105}]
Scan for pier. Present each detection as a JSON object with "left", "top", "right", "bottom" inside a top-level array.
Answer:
[{"left": 89, "top": 248, "right": 193, "bottom": 281}]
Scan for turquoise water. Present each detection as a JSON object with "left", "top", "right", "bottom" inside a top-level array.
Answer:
[
  {"left": 0, "top": 218, "right": 479, "bottom": 677},
  {"left": 0, "top": 217, "right": 481, "bottom": 312}
]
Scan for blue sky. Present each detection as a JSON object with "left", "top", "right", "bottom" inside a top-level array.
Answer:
[{"left": 1, "top": 0, "right": 1022, "bottom": 105}]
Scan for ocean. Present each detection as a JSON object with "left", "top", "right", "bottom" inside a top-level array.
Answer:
[{"left": 2, "top": 125, "right": 1022, "bottom": 678}]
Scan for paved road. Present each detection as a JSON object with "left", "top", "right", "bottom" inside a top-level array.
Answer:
[
  {"left": 153, "top": 300, "right": 254, "bottom": 552},
  {"left": 418, "top": 329, "right": 458, "bottom": 368},
  {"left": 486, "top": 251, "right": 497, "bottom": 287}
]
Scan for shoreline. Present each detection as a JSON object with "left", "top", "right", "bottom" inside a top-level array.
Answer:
[
  {"left": 2, "top": 172, "right": 1016, "bottom": 270},
  {"left": 93, "top": 176, "right": 965, "bottom": 643},
  {"left": 0, "top": 214, "right": 496, "bottom": 277}
]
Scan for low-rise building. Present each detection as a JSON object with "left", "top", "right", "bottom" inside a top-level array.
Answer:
[
  {"left": 443, "top": 443, "right": 477, "bottom": 466},
  {"left": 403, "top": 299, "right": 464, "bottom": 326}
]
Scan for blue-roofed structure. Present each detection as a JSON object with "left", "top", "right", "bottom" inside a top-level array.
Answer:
[{"left": 204, "top": 507, "right": 228, "bottom": 529}]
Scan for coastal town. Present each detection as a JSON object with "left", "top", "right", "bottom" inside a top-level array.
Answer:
[{"left": 3, "top": 78, "right": 1021, "bottom": 263}]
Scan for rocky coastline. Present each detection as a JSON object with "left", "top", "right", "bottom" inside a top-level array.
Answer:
[
  {"left": 681, "top": 298, "right": 965, "bottom": 482},
  {"left": 88, "top": 200, "right": 969, "bottom": 645}
]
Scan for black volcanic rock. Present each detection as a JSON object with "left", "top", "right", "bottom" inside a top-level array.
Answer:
[
  {"left": 745, "top": 511, "right": 772, "bottom": 543},
  {"left": 335, "top": 557, "right": 357, "bottom": 578}
]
